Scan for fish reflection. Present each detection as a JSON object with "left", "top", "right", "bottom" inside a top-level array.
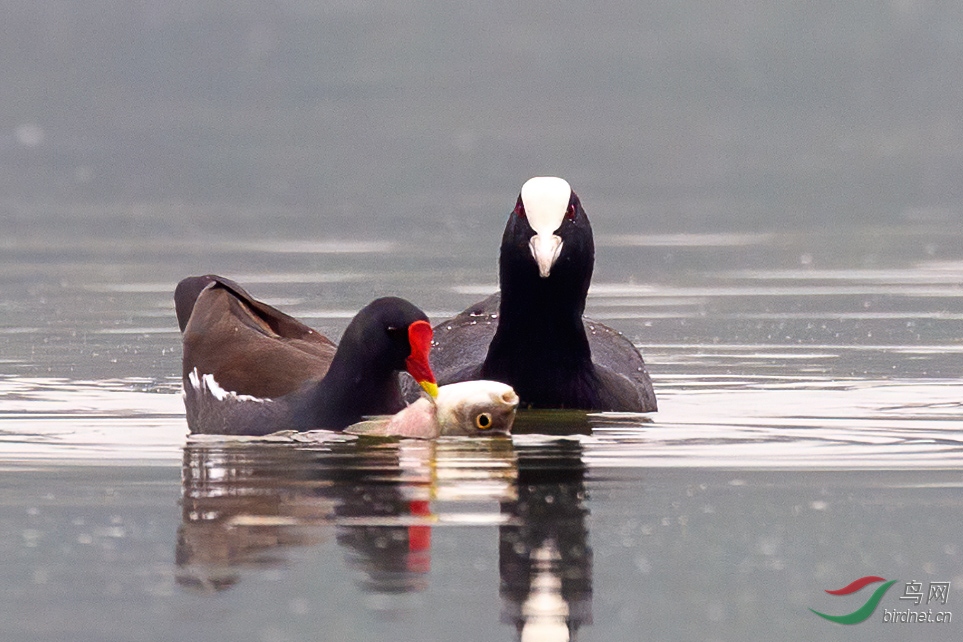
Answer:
[
  {"left": 500, "top": 440, "right": 592, "bottom": 642},
  {"left": 175, "top": 437, "right": 518, "bottom": 594}
]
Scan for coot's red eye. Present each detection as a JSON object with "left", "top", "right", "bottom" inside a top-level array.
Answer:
[
  {"left": 565, "top": 203, "right": 576, "bottom": 220},
  {"left": 513, "top": 196, "right": 525, "bottom": 218}
]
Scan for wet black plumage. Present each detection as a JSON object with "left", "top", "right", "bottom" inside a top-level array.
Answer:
[{"left": 429, "top": 179, "right": 657, "bottom": 412}]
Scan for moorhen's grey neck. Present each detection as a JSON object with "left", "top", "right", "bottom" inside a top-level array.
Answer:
[{"left": 177, "top": 275, "right": 437, "bottom": 435}]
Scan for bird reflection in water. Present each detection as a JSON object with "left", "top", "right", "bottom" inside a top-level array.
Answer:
[
  {"left": 175, "top": 430, "right": 592, "bottom": 639},
  {"left": 501, "top": 438, "right": 592, "bottom": 642},
  {"left": 175, "top": 436, "right": 517, "bottom": 593},
  {"left": 176, "top": 441, "right": 342, "bottom": 592}
]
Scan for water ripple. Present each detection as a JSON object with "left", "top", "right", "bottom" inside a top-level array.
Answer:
[{"left": 0, "top": 376, "right": 959, "bottom": 469}]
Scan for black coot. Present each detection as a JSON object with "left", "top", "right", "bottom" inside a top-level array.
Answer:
[{"left": 429, "top": 177, "right": 657, "bottom": 412}]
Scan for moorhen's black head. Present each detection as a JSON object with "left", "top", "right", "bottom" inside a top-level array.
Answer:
[{"left": 335, "top": 296, "right": 438, "bottom": 397}]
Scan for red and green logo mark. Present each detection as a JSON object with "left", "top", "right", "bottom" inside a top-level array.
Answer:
[{"left": 810, "top": 576, "right": 897, "bottom": 624}]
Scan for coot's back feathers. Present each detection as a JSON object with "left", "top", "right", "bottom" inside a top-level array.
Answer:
[{"left": 431, "top": 293, "right": 656, "bottom": 412}]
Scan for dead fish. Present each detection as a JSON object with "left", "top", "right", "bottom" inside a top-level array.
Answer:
[{"left": 345, "top": 380, "right": 519, "bottom": 438}]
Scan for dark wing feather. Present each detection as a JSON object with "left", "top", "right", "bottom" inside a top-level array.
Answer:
[
  {"left": 430, "top": 293, "right": 500, "bottom": 384},
  {"left": 180, "top": 277, "right": 336, "bottom": 399},
  {"left": 582, "top": 319, "right": 658, "bottom": 412}
]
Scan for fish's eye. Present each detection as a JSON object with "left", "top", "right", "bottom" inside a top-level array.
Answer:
[{"left": 475, "top": 412, "right": 493, "bottom": 430}]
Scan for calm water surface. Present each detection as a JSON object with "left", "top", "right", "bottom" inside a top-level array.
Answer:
[
  {"left": 1, "top": 225, "right": 961, "bottom": 641},
  {"left": 5, "top": 2, "right": 963, "bottom": 639}
]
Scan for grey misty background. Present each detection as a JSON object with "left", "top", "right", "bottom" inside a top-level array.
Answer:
[{"left": 3, "top": 0, "right": 963, "bottom": 240}]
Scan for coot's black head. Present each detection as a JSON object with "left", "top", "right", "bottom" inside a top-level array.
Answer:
[
  {"left": 337, "top": 296, "right": 438, "bottom": 397},
  {"left": 499, "top": 176, "right": 595, "bottom": 302}
]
